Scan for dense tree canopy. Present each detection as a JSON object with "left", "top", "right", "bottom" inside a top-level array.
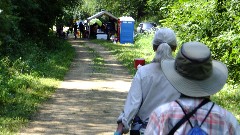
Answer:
[
  {"left": 75, "top": 0, "right": 177, "bottom": 23},
  {"left": 0, "top": 0, "right": 79, "bottom": 56}
]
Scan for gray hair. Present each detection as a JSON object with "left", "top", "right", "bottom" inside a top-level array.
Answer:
[
  {"left": 152, "top": 43, "right": 174, "bottom": 63},
  {"left": 152, "top": 28, "right": 177, "bottom": 63},
  {"left": 152, "top": 28, "right": 177, "bottom": 47}
]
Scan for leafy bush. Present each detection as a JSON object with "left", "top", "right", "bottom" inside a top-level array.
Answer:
[{"left": 161, "top": 0, "right": 240, "bottom": 85}]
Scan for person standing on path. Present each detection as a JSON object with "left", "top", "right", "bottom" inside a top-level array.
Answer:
[
  {"left": 115, "top": 28, "right": 181, "bottom": 135},
  {"left": 145, "top": 41, "right": 240, "bottom": 135},
  {"left": 73, "top": 23, "right": 78, "bottom": 39},
  {"left": 79, "top": 22, "right": 84, "bottom": 39}
]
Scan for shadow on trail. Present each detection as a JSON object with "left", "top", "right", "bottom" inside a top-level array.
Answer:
[{"left": 24, "top": 88, "right": 127, "bottom": 135}]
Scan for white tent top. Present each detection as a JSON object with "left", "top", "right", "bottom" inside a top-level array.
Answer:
[{"left": 87, "top": 11, "right": 118, "bottom": 21}]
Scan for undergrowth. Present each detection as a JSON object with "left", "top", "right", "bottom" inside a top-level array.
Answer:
[{"left": 0, "top": 37, "right": 75, "bottom": 134}]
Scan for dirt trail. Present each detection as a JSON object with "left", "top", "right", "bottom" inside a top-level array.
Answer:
[{"left": 18, "top": 39, "right": 132, "bottom": 135}]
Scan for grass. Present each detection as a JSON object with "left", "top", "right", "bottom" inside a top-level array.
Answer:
[
  {"left": 91, "top": 34, "right": 156, "bottom": 75},
  {"left": 212, "top": 85, "right": 240, "bottom": 121},
  {"left": 92, "top": 35, "right": 240, "bottom": 123},
  {"left": 0, "top": 38, "right": 75, "bottom": 135},
  {"left": 84, "top": 44, "right": 106, "bottom": 73}
]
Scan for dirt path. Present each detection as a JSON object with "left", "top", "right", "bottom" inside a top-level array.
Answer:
[{"left": 18, "top": 39, "right": 132, "bottom": 135}]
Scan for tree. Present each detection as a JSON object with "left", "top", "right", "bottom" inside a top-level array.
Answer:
[{"left": 11, "top": 0, "right": 79, "bottom": 39}]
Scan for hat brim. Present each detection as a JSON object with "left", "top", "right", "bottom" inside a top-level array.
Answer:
[{"left": 161, "top": 59, "right": 228, "bottom": 97}]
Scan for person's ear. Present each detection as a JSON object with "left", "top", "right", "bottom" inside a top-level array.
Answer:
[
  {"left": 153, "top": 48, "right": 157, "bottom": 52},
  {"left": 153, "top": 45, "right": 158, "bottom": 52},
  {"left": 172, "top": 46, "right": 177, "bottom": 52}
]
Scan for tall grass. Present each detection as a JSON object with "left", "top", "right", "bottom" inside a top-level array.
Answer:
[
  {"left": 0, "top": 38, "right": 75, "bottom": 134},
  {"left": 93, "top": 35, "right": 240, "bottom": 122}
]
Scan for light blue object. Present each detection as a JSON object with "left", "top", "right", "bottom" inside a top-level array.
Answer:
[
  {"left": 187, "top": 126, "right": 207, "bottom": 135},
  {"left": 114, "top": 131, "right": 121, "bottom": 135},
  {"left": 119, "top": 16, "right": 135, "bottom": 44}
]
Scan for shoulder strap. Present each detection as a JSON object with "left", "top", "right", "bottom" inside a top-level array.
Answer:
[
  {"left": 199, "top": 102, "right": 215, "bottom": 127},
  {"left": 177, "top": 100, "right": 215, "bottom": 127},
  {"left": 175, "top": 100, "right": 194, "bottom": 128},
  {"left": 168, "top": 98, "right": 210, "bottom": 135}
]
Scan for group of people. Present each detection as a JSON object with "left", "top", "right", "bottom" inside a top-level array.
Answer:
[
  {"left": 115, "top": 28, "right": 240, "bottom": 135},
  {"left": 73, "top": 22, "right": 85, "bottom": 39}
]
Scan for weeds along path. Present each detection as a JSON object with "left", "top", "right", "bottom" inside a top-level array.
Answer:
[{"left": 18, "top": 39, "right": 132, "bottom": 135}]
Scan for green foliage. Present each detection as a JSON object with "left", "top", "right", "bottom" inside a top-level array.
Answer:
[
  {"left": 72, "top": 0, "right": 178, "bottom": 26},
  {"left": 0, "top": 38, "right": 75, "bottom": 134},
  {"left": 0, "top": 0, "right": 80, "bottom": 56},
  {"left": 212, "top": 85, "right": 240, "bottom": 122},
  {"left": 11, "top": 0, "right": 79, "bottom": 38},
  {"left": 0, "top": 0, "right": 21, "bottom": 56},
  {"left": 145, "top": 0, "right": 176, "bottom": 23},
  {"left": 75, "top": 0, "right": 175, "bottom": 22},
  {"left": 0, "top": 0, "right": 239, "bottom": 132},
  {"left": 161, "top": 0, "right": 240, "bottom": 85}
]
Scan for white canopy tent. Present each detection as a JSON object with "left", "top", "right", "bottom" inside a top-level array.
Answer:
[
  {"left": 87, "top": 10, "right": 118, "bottom": 21},
  {"left": 86, "top": 11, "right": 118, "bottom": 39}
]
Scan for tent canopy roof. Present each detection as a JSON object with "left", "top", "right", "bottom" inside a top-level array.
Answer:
[{"left": 87, "top": 11, "right": 118, "bottom": 21}]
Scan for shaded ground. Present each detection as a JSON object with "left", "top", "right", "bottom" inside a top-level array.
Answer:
[{"left": 18, "top": 39, "right": 132, "bottom": 135}]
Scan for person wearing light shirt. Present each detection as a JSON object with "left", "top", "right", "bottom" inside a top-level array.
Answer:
[
  {"left": 145, "top": 42, "right": 240, "bottom": 135},
  {"left": 115, "top": 28, "right": 181, "bottom": 135}
]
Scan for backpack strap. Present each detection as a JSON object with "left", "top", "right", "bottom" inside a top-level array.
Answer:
[
  {"left": 175, "top": 100, "right": 194, "bottom": 128},
  {"left": 176, "top": 100, "right": 215, "bottom": 128},
  {"left": 168, "top": 98, "right": 210, "bottom": 135},
  {"left": 199, "top": 102, "right": 215, "bottom": 127}
]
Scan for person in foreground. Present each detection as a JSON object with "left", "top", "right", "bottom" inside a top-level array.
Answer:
[
  {"left": 144, "top": 41, "right": 240, "bottom": 135},
  {"left": 115, "top": 28, "right": 181, "bottom": 135}
]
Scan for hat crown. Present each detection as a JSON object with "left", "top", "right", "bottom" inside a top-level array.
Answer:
[
  {"left": 175, "top": 42, "right": 212, "bottom": 80},
  {"left": 181, "top": 42, "right": 211, "bottom": 62}
]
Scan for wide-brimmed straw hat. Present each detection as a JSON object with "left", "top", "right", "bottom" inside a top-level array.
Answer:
[{"left": 161, "top": 41, "right": 228, "bottom": 97}]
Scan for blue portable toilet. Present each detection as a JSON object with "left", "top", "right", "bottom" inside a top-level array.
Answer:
[{"left": 119, "top": 16, "right": 135, "bottom": 44}]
